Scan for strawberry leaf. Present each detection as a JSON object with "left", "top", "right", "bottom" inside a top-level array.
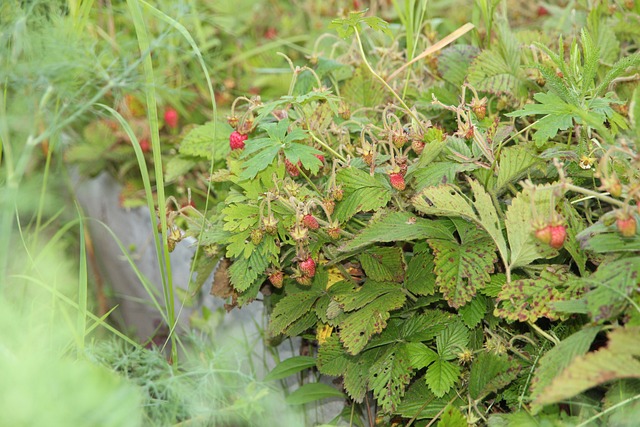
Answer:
[
  {"left": 428, "top": 223, "right": 497, "bottom": 308},
  {"left": 425, "top": 358, "right": 461, "bottom": 398},
  {"left": 369, "top": 345, "right": 414, "bottom": 412},
  {"left": 178, "top": 120, "right": 231, "bottom": 160},
  {"left": 335, "top": 168, "right": 392, "bottom": 222},
  {"left": 359, "top": 247, "right": 405, "bottom": 282}
]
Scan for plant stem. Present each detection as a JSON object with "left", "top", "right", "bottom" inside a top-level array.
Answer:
[
  {"left": 309, "top": 131, "right": 347, "bottom": 162},
  {"left": 353, "top": 28, "right": 427, "bottom": 133},
  {"left": 563, "top": 183, "right": 627, "bottom": 208}
]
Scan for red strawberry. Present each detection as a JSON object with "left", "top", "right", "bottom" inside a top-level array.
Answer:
[
  {"left": 617, "top": 215, "right": 637, "bottom": 237},
  {"left": 139, "top": 138, "right": 151, "bottom": 153},
  {"left": 164, "top": 108, "right": 179, "bottom": 129},
  {"left": 268, "top": 271, "right": 284, "bottom": 288},
  {"left": 537, "top": 5, "right": 549, "bottom": 17},
  {"left": 285, "top": 158, "right": 301, "bottom": 177},
  {"left": 389, "top": 172, "right": 406, "bottom": 191},
  {"left": 299, "top": 257, "right": 316, "bottom": 278},
  {"left": 549, "top": 225, "right": 567, "bottom": 249},
  {"left": 302, "top": 214, "right": 319, "bottom": 230},
  {"left": 315, "top": 154, "right": 325, "bottom": 163},
  {"left": 229, "top": 131, "right": 248, "bottom": 150}
]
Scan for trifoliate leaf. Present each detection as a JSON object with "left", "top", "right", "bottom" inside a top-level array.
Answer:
[
  {"left": 179, "top": 120, "right": 231, "bottom": 160},
  {"left": 340, "top": 212, "right": 452, "bottom": 251},
  {"left": 428, "top": 224, "right": 497, "bottom": 308},
  {"left": 339, "top": 292, "right": 406, "bottom": 355},
  {"left": 359, "top": 247, "right": 405, "bottom": 282},
  {"left": 405, "top": 343, "right": 439, "bottom": 370},
  {"left": 529, "top": 326, "right": 600, "bottom": 410},
  {"left": 425, "top": 358, "right": 461, "bottom": 398},
  {"left": 283, "top": 142, "right": 323, "bottom": 175},
  {"left": 533, "top": 326, "right": 640, "bottom": 409}
]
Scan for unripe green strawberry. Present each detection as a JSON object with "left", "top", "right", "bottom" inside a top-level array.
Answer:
[
  {"left": 262, "top": 215, "right": 278, "bottom": 234},
  {"left": 549, "top": 225, "right": 567, "bottom": 249},
  {"left": 617, "top": 215, "right": 637, "bottom": 237},
  {"left": 250, "top": 228, "right": 263, "bottom": 245},
  {"left": 295, "top": 275, "right": 312, "bottom": 286},
  {"left": 327, "top": 226, "right": 341, "bottom": 240},
  {"left": 330, "top": 186, "right": 344, "bottom": 201},
  {"left": 389, "top": 172, "right": 406, "bottom": 191},
  {"left": 302, "top": 214, "right": 319, "bottom": 230},
  {"left": 534, "top": 225, "right": 552, "bottom": 245},
  {"left": 392, "top": 130, "right": 408, "bottom": 149},
  {"left": 338, "top": 102, "right": 351, "bottom": 120},
  {"left": 323, "top": 198, "right": 335, "bottom": 216},
  {"left": 299, "top": 257, "right": 316, "bottom": 278},
  {"left": 290, "top": 224, "right": 309, "bottom": 242},
  {"left": 411, "top": 139, "right": 425, "bottom": 155},
  {"left": 227, "top": 115, "right": 239, "bottom": 128},
  {"left": 268, "top": 271, "right": 284, "bottom": 288},
  {"left": 229, "top": 131, "right": 247, "bottom": 150}
]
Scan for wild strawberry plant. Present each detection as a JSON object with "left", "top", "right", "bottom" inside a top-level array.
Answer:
[{"left": 165, "top": 3, "right": 640, "bottom": 425}]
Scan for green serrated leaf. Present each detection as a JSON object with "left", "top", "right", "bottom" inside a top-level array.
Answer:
[
  {"left": 533, "top": 326, "right": 639, "bottom": 410},
  {"left": 405, "top": 342, "right": 439, "bottom": 369},
  {"left": 332, "top": 280, "right": 402, "bottom": 312},
  {"left": 334, "top": 168, "right": 391, "bottom": 222},
  {"left": 469, "top": 352, "right": 519, "bottom": 400},
  {"left": 438, "top": 45, "right": 480, "bottom": 87},
  {"left": 228, "top": 249, "right": 268, "bottom": 292},
  {"left": 412, "top": 185, "right": 477, "bottom": 220},
  {"left": 429, "top": 224, "right": 497, "bottom": 308},
  {"left": 505, "top": 184, "right": 559, "bottom": 268},
  {"left": 459, "top": 295, "right": 488, "bottom": 328},
  {"left": 341, "top": 66, "right": 385, "bottom": 109},
  {"left": 359, "top": 247, "right": 405, "bottom": 282},
  {"left": 395, "top": 380, "right": 457, "bottom": 420},
  {"left": 317, "top": 335, "right": 351, "bottom": 376},
  {"left": 340, "top": 212, "right": 452, "bottom": 252},
  {"left": 285, "top": 383, "right": 344, "bottom": 405},
  {"left": 369, "top": 345, "right": 414, "bottom": 413},
  {"left": 179, "top": 121, "right": 231, "bottom": 160},
  {"left": 530, "top": 326, "right": 600, "bottom": 409},
  {"left": 495, "top": 147, "right": 538, "bottom": 194},
  {"left": 469, "top": 179, "right": 508, "bottom": 263},
  {"left": 264, "top": 356, "right": 317, "bottom": 381},
  {"left": 270, "top": 289, "right": 323, "bottom": 336},
  {"left": 405, "top": 250, "right": 437, "bottom": 296},
  {"left": 425, "top": 358, "right": 461, "bottom": 398},
  {"left": 437, "top": 405, "right": 467, "bottom": 427},
  {"left": 494, "top": 266, "right": 569, "bottom": 322},
  {"left": 222, "top": 203, "right": 259, "bottom": 232},
  {"left": 436, "top": 320, "right": 470, "bottom": 360},
  {"left": 339, "top": 292, "right": 406, "bottom": 355}
]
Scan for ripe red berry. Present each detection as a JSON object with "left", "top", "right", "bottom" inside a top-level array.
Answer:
[
  {"left": 299, "top": 257, "right": 316, "bottom": 278},
  {"left": 164, "top": 108, "right": 179, "bottom": 129},
  {"left": 315, "top": 154, "right": 325, "bottom": 163},
  {"left": 268, "top": 271, "right": 284, "bottom": 288},
  {"left": 549, "top": 225, "right": 567, "bottom": 249},
  {"left": 285, "top": 158, "right": 301, "bottom": 177},
  {"left": 302, "top": 214, "right": 319, "bottom": 230},
  {"left": 229, "top": 131, "right": 248, "bottom": 150},
  {"left": 617, "top": 215, "right": 637, "bottom": 237},
  {"left": 138, "top": 138, "right": 151, "bottom": 153},
  {"left": 389, "top": 172, "right": 406, "bottom": 191}
]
